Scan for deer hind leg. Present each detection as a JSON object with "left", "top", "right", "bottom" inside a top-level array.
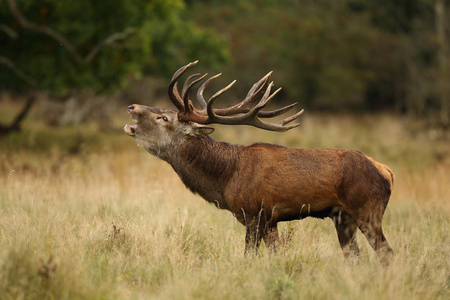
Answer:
[
  {"left": 357, "top": 214, "right": 393, "bottom": 265},
  {"left": 330, "top": 208, "right": 360, "bottom": 260}
]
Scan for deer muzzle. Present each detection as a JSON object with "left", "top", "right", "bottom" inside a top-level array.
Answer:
[{"left": 123, "top": 124, "right": 136, "bottom": 136}]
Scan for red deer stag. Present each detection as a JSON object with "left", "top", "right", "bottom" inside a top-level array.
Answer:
[{"left": 124, "top": 61, "right": 394, "bottom": 264}]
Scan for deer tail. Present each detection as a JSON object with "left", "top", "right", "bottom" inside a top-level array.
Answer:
[{"left": 367, "top": 156, "right": 395, "bottom": 191}]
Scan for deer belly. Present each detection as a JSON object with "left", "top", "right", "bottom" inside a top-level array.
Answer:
[
  {"left": 272, "top": 200, "right": 337, "bottom": 222},
  {"left": 268, "top": 184, "right": 340, "bottom": 222}
]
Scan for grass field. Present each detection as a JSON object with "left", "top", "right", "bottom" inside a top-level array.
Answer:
[{"left": 0, "top": 101, "right": 449, "bottom": 299}]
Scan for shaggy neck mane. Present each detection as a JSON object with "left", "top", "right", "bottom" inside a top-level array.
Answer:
[{"left": 167, "top": 136, "right": 241, "bottom": 206}]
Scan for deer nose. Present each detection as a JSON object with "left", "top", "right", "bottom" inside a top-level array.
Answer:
[{"left": 128, "top": 105, "right": 135, "bottom": 114}]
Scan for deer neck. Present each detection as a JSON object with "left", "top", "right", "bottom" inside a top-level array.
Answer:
[{"left": 165, "top": 136, "right": 240, "bottom": 209}]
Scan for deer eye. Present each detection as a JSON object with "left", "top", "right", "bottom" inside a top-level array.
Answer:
[{"left": 157, "top": 116, "right": 169, "bottom": 122}]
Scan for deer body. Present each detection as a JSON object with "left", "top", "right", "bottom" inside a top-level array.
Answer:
[{"left": 125, "top": 62, "right": 394, "bottom": 264}]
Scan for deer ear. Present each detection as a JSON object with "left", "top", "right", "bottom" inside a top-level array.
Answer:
[{"left": 190, "top": 123, "right": 215, "bottom": 136}]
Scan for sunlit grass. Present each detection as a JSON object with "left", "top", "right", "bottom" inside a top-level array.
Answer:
[{"left": 0, "top": 104, "right": 449, "bottom": 299}]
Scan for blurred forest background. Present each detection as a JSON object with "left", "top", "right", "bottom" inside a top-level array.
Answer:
[{"left": 1, "top": 0, "right": 449, "bottom": 136}]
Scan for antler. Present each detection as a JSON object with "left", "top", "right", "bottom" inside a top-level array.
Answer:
[{"left": 168, "top": 61, "right": 304, "bottom": 132}]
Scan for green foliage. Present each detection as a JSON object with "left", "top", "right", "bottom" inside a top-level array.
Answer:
[
  {"left": 0, "top": 0, "right": 228, "bottom": 94},
  {"left": 348, "top": 0, "right": 433, "bottom": 33}
]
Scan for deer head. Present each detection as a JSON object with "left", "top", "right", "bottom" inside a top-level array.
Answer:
[
  {"left": 124, "top": 105, "right": 214, "bottom": 158},
  {"left": 124, "top": 61, "right": 303, "bottom": 158}
]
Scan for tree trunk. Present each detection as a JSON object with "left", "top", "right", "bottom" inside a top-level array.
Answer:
[
  {"left": 0, "top": 94, "right": 36, "bottom": 137},
  {"left": 435, "top": 0, "right": 449, "bottom": 125}
]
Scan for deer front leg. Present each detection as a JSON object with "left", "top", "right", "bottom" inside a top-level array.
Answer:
[{"left": 245, "top": 218, "right": 263, "bottom": 254}]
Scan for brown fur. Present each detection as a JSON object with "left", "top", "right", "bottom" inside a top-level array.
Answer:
[{"left": 367, "top": 156, "right": 395, "bottom": 189}]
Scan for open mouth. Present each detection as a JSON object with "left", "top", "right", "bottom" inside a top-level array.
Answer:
[
  {"left": 125, "top": 105, "right": 139, "bottom": 136},
  {"left": 124, "top": 124, "right": 136, "bottom": 136}
]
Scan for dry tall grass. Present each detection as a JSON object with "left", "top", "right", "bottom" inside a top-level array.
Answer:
[{"left": 0, "top": 105, "right": 449, "bottom": 299}]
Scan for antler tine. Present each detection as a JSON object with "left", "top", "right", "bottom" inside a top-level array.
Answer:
[
  {"left": 230, "top": 72, "right": 272, "bottom": 113},
  {"left": 254, "top": 108, "right": 304, "bottom": 132},
  {"left": 197, "top": 73, "right": 236, "bottom": 113},
  {"left": 168, "top": 60, "right": 199, "bottom": 111},
  {"left": 202, "top": 72, "right": 272, "bottom": 116},
  {"left": 171, "top": 60, "right": 199, "bottom": 81},
  {"left": 246, "top": 71, "right": 272, "bottom": 99},
  {"left": 258, "top": 102, "right": 298, "bottom": 118},
  {"left": 181, "top": 73, "right": 199, "bottom": 98},
  {"left": 248, "top": 107, "right": 304, "bottom": 132},
  {"left": 209, "top": 79, "right": 237, "bottom": 103},
  {"left": 252, "top": 86, "right": 304, "bottom": 131},
  {"left": 251, "top": 119, "right": 301, "bottom": 132},
  {"left": 205, "top": 79, "right": 238, "bottom": 120},
  {"left": 182, "top": 73, "right": 208, "bottom": 112},
  {"left": 197, "top": 73, "right": 222, "bottom": 110},
  {"left": 280, "top": 109, "right": 304, "bottom": 125},
  {"left": 253, "top": 83, "right": 278, "bottom": 111},
  {"left": 275, "top": 122, "right": 301, "bottom": 131},
  {"left": 206, "top": 82, "right": 274, "bottom": 123}
]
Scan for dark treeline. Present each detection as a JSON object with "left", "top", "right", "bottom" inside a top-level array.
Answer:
[
  {"left": 1, "top": 0, "right": 449, "bottom": 129},
  {"left": 187, "top": 0, "right": 449, "bottom": 121}
]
